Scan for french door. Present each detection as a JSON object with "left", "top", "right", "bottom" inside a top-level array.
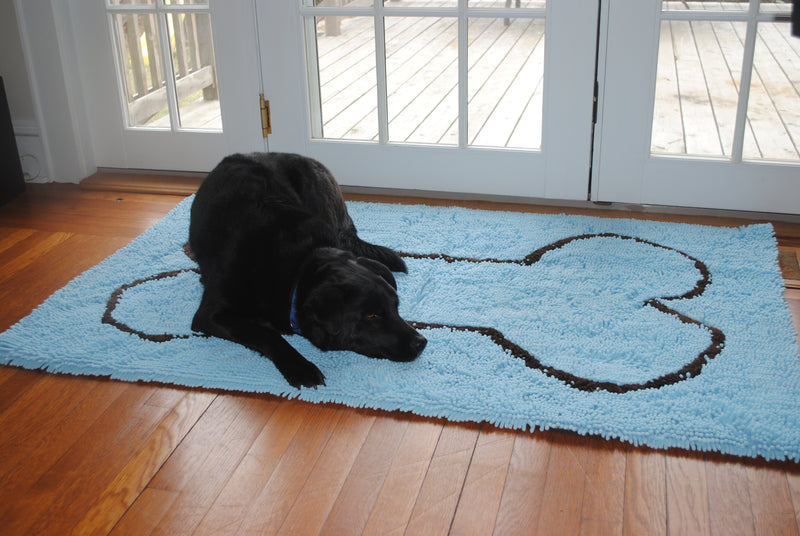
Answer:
[
  {"left": 256, "top": 0, "right": 599, "bottom": 200},
  {"left": 61, "top": 1, "right": 798, "bottom": 213},
  {"left": 69, "top": 0, "right": 263, "bottom": 172},
  {"left": 595, "top": 0, "right": 800, "bottom": 214}
]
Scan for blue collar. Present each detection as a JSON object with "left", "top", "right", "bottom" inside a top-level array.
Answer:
[{"left": 289, "top": 285, "right": 302, "bottom": 335}]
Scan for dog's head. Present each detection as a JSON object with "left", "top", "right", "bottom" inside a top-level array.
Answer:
[{"left": 295, "top": 248, "right": 426, "bottom": 362}]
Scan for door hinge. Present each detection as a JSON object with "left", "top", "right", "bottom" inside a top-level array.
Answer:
[
  {"left": 592, "top": 81, "right": 599, "bottom": 125},
  {"left": 259, "top": 93, "right": 272, "bottom": 137}
]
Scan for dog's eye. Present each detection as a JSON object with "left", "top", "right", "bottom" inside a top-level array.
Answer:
[{"left": 366, "top": 313, "right": 380, "bottom": 321}]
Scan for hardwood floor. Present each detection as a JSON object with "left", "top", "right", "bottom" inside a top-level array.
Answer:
[{"left": 1, "top": 183, "right": 799, "bottom": 535}]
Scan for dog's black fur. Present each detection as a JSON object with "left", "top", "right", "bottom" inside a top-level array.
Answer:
[{"left": 188, "top": 152, "right": 426, "bottom": 388}]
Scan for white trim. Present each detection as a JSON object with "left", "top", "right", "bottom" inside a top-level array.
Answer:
[
  {"left": 593, "top": 0, "right": 800, "bottom": 214},
  {"left": 267, "top": 0, "right": 597, "bottom": 201},
  {"left": 457, "top": 0, "right": 468, "bottom": 148},
  {"left": 641, "top": 157, "right": 800, "bottom": 214},
  {"left": 63, "top": 0, "right": 263, "bottom": 171},
  {"left": 374, "top": 1, "right": 389, "bottom": 144},
  {"left": 14, "top": 0, "right": 100, "bottom": 182},
  {"left": 104, "top": 2, "right": 210, "bottom": 13},
  {"left": 10, "top": 120, "right": 46, "bottom": 182},
  {"left": 14, "top": 0, "right": 55, "bottom": 182},
  {"left": 541, "top": 0, "right": 598, "bottom": 200},
  {"left": 730, "top": 0, "right": 760, "bottom": 163},
  {"left": 593, "top": 0, "right": 661, "bottom": 204},
  {"left": 12, "top": 119, "right": 38, "bottom": 137}
]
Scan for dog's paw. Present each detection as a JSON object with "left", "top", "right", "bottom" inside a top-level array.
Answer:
[{"left": 284, "top": 360, "right": 326, "bottom": 389}]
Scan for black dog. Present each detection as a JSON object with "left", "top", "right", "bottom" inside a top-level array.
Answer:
[{"left": 188, "top": 152, "right": 426, "bottom": 388}]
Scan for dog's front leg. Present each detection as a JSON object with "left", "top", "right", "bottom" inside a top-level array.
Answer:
[
  {"left": 230, "top": 321, "right": 327, "bottom": 389},
  {"left": 193, "top": 305, "right": 326, "bottom": 389}
]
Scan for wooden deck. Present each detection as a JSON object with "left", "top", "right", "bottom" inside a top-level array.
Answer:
[
  {"left": 653, "top": 18, "right": 800, "bottom": 161},
  {"left": 315, "top": 15, "right": 545, "bottom": 148},
  {"left": 147, "top": 93, "right": 222, "bottom": 130},
  {"left": 139, "top": 7, "right": 800, "bottom": 160},
  {"left": 313, "top": 10, "right": 799, "bottom": 159}
]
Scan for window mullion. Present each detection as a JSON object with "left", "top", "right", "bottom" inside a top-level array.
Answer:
[
  {"left": 731, "top": 0, "right": 761, "bottom": 163},
  {"left": 375, "top": 0, "right": 389, "bottom": 144},
  {"left": 458, "top": 0, "right": 468, "bottom": 148},
  {"left": 157, "top": 10, "right": 181, "bottom": 131}
]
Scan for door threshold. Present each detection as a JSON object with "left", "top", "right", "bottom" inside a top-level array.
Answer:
[{"left": 80, "top": 171, "right": 203, "bottom": 197}]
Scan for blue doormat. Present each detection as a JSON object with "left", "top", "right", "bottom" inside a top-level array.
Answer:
[{"left": 2, "top": 198, "right": 799, "bottom": 461}]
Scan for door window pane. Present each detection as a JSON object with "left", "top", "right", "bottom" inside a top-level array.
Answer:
[
  {"left": 113, "top": 13, "right": 169, "bottom": 128},
  {"left": 651, "top": 20, "right": 746, "bottom": 157},
  {"left": 743, "top": 22, "right": 800, "bottom": 161},
  {"left": 760, "top": 0, "right": 792, "bottom": 14},
  {"left": 109, "top": 2, "right": 221, "bottom": 131},
  {"left": 308, "top": 16, "right": 379, "bottom": 141},
  {"left": 385, "top": 17, "right": 459, "bottom": 144},
  {"left": 167, "top": 12, "right": 221, "bottom": 129},
  {"left": 468, "top": 17, "right": 544, "bottom": 149},
  {"left": 302, "top": 4, "right": 546, "bottom": 150},
  {"left": 651, "top": 10, "right": 799, "bottom": 162}
]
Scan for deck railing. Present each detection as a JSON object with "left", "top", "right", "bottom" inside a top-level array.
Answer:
[{"left": 116, "top": 11, "right": 217, "bottom": 126}]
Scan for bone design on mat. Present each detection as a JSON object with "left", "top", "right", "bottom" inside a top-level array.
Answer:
[{"left": 102, "top": 233, "right": 725, "bottom": 394}]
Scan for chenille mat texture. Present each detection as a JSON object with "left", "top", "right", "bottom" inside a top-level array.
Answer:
[{"left": 2, "top": 197, "right": 799, "bottom": 461}]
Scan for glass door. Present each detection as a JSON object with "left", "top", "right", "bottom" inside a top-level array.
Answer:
[
  {"left": 257, "top": 0, "right": 599, "bottom": 199},
  {"left": 69, "top": 0, "right": 263, "bottom": 172},
  {"left": 594, "top": 0, "right": 800, "bottom": 214}
]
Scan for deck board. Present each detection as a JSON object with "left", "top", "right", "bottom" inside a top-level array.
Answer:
[{"left": 311, "top": 10, "right": 800, "bottom": 160}]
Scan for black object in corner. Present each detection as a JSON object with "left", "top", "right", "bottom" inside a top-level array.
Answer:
[
  {"left": 0, "top": 77, "right": 25, "bottom": 207},
  {"left": 793, "top": 0, "right": 800, "bottom": 37}
]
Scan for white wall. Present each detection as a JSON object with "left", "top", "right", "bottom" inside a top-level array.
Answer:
[
  {"left": 10, "top": 0, "right": 97, "bottom": 183},
  {"left": 0, "top": 0, "right": 47, "bottom": 181},
  {"left": 0, "top": 1, "right": 35, "bottom": 121}
]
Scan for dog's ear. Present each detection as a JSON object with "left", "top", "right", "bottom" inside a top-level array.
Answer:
[{"left": 356, "top": 257, "right": 397, "bottom": 290}]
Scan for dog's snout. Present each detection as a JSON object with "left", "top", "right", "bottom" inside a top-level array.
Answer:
[
  {"left": 409, "top": 332, "right": 427, "bottom": 359},
  {"left": 409, "top": 333, "right": 428, "bottom": 361}
]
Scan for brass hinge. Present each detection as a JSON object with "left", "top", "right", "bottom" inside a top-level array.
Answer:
[{"left": 259, "top": 93, "right": 272, "bottom": 137}]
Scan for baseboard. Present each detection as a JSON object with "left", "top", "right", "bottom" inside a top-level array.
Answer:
[{"left": 13, "top": 119, "right": 47, "bottom": 182}]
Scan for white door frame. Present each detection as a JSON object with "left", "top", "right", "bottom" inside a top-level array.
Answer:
[
  {"left": 73, "top": 0, "right": 265, "bottom": 171},
  {"left": 15, "top": 0, "right": 265, "bottom": 179},
  {"left": 20, "top": 0, "right": 797, "bottom": 214},
  {"left": 258, "top": 0, "right": 599, "bottom": 201},
  {"left": 13, "top": 0, "right": 93, "bottom": 182},
  {"left": 593, "top": 0, "right": 800, "bottom": 215}
]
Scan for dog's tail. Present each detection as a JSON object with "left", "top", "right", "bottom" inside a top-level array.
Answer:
[{"left": 351, "top": 238, "right": 407, "bottom": 273}]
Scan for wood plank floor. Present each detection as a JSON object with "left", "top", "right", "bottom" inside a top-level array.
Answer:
[{"left": 1, "top": 183, "right": 800, "bottom": 535}]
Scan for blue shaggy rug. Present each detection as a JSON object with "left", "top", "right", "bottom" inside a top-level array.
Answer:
[{"left": 2, "top": 198, "right": 799, "bottom": 461}]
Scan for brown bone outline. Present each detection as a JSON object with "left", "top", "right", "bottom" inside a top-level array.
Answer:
[
  {"left": 102, "top": 234, "right": 725, "bottom": 393},
  {"left": 399, "top": 233, "right": 725, "bottom": 394}
]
